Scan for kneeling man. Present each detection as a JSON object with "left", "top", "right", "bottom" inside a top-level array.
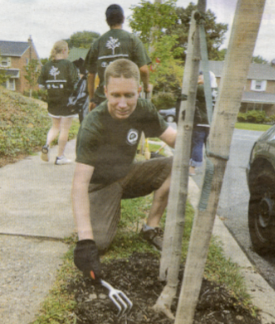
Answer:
[{"left": 72, "top": 59, "right": 176, "bottom": 280}]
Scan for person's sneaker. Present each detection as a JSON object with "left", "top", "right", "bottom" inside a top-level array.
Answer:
[
  {"left": 55, "top": 156, "right": 72, "bottom": 165},
  {"left": 140, "top": 225, "right": 163, "bottom": 251},
  {"left": 41, "top": 145, "right": 49, "bottom": 162}
]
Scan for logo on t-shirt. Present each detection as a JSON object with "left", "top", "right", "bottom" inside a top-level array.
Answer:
[
  {"left": 106, "top": 37, "right": 121, "bottom": 55},
  {"left": 49, "top": 66, "right": 60, "bottom": 80},
  {"left": 127, "top": 129, "right": 139, "bottom": 146}
]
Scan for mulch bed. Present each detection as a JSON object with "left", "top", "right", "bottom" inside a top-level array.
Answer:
[{"left": 68, "top": 252, "right": 261, "bottom": 324}]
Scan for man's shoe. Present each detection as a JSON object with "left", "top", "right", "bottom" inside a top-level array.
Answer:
[
  {"left": 41, "top": 145, "right": 49, "bottom": 162},
  {"left": 55, "top": 156, "right": 72, "bottom": 165},
  {"left": 140, "top": 225, "right": 163, "bottom": 251}
]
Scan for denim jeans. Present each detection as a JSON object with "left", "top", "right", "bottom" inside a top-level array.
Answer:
[{"left": 190, "top": 126, "right": 209, "bottom": 167}]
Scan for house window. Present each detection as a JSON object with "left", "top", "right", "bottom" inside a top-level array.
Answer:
[
  {"left": 246, "top": 102, "right": 263, "bottom": 112},
  {"left": 0, "top": 57, "right": 11, "bottom": 67},
  {"left": 254, "top": 103, "right": 263, "bottom": 111},
  {"left": 251, "top": 80, "right": 267, "bottom": 91}
]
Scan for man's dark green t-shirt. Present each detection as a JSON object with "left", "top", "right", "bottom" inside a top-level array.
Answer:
[
  {"left": 85, "top": 29, "right": 151, "bottom": 100},
  {"left": 76, "top": 99, "right": 167, "bottom": 184}
]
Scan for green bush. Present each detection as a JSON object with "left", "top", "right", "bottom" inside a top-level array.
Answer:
[
  {"left": 237, "top": 110, "right": 266, "bottom": 123},
  {"left": 265, "top": 114, "right": 275, "bottom": 124},
  {"left": 151, "top": 92, "right": 176, "bottom": 111},
  {"left": 246, "top": 110, "right": 266, "bottom": 123},
  {"left": 0, "top": 87, "right": 79, "bottom": 157},
  {"left": 237, "top": 112, "right": 247, "bottom": 122},
  {"left": 24, "top": 89, "right": 48, "bottom": 101}
]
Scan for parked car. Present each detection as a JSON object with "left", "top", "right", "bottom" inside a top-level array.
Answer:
[
  {"left": 159, "top": 108, "right": 176, "bottom": 123},
  {"left": 246, "top": 125, "right": 275, "bottom": 255}
]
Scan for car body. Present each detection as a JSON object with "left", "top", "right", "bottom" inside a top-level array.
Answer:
[
  {"left": 159, "top": 107, "right": 176, "bottom": 123},
  {"left": 246, "top": 125, "right": 275, "bottom": 255}
]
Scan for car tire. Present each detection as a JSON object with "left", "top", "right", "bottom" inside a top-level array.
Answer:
[
  {"left": 248, "top": 167, "right": 275, "bottom": 255},
  {"left": 166, "top": 115, "right": 175, "bottom": 123}
]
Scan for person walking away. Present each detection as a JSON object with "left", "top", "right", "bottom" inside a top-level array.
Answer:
[
  {"left": 38, "top": 40, "right": 78, "bottom": 165},
  {"left": 85, "top": 4, "right": 151, "bottom": 111},
  {"left": 72, "top": 59, "right": 177, "bottom": 282},
  {"left": 189, "top": 71, "right": 218, "bottom": 175}
]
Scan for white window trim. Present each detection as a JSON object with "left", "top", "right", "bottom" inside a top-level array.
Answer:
[
  {"left": 0, "top": 57, "right": 11, "bottom": 67},
  {"left": 251, "top": 79, "right": 267, "bottom": 92}
]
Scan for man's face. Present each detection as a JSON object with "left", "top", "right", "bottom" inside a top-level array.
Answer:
[{"left": 105, "top": 76, "right": 141, "bottom": 120}]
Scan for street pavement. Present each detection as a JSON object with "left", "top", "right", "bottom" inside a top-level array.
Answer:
[{"left": 1, "top": 138, "right": 275, "bottom": 323}]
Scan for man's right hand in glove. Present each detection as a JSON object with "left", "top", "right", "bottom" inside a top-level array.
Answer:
[{"left": 74, "top": 239, "right": 101, "bottom": 282}]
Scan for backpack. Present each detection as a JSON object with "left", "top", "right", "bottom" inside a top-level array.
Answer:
[{"left": 67, "top": 75, "right": 89, "bottom": 121}]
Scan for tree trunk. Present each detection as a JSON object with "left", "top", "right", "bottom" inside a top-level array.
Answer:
[
  {"left": 174, "top": 1, "right": 266, "bottom": 323},
  {"left": 153, "top": 9, "right": 202, "bottom": 318},
  {"left": 159, "top": 10, "right": 198, "bottom": 282}
]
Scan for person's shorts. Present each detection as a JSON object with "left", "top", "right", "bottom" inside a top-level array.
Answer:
[
  {"left": 88, "top": 157, "right": 173, "bottom": 252},
  {"left": 48, "top": 99, "right": 77, "bottom": 118}
]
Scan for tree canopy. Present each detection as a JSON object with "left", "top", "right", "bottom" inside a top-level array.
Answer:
[
  {"left": 65, "top": 31, "right": 100, "bottom": 49},
  {"left": 252, "top": 55, "right": 269, "bottom": 64},
  {"left": 129, "top": 1, "right": 228, "bottom": 62}
]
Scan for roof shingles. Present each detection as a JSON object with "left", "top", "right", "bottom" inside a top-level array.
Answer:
[
  {"left": 207, "top": 60, "right": 275, "bottom": 81},
  {"left": 0, "top": 41, "right": 29, "bottom": 57}
]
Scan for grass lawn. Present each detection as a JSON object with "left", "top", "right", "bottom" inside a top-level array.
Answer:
[{"left": 235, "top": 122, "right": 272, "bottom": 132}]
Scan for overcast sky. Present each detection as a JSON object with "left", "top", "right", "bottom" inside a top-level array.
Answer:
[{"left": 1, "top": 0, "right": 275, "bottom": 61}]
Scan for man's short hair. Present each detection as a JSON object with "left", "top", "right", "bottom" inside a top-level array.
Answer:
[
  {"left": 106, "top": 4, "right": 124, "bottom": 27},
  {"left": 105, "top": 59, "right": 140, "bottom": 87}
]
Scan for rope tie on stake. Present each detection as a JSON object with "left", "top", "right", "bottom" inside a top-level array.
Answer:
[{"left": 198, "top": 142, "right": 229, "bottom": 211}]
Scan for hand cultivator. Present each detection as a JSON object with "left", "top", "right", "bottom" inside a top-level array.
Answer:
[{"left": 101, "top": 280, "right": 133, "bottom": 317}]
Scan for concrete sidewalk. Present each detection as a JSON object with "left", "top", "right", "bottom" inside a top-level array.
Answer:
[
  {"left": 0, "top": 140, "right": 77, "bottom": 324},
  {"left": 1, "top": 138, "right": 275, "bottom": 323}
]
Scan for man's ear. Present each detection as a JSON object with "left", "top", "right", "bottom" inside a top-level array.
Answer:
[
  {"left": 138, "top": 85, "right": 142, "bottom": 94},
  {"left": 104, "top": 85, "right": 108, "bottom": 97}
]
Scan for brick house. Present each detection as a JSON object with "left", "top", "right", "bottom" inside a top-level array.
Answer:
[
  {"left": 0, "top": 37, "right": 41, "bottom": 94},
  {"left": 208, "top": 60, "right": 275, "bottom": 116}
]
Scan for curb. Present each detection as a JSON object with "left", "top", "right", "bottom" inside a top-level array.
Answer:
[{"left": 188, "top": 176, "right": 275, "bottom": 324}]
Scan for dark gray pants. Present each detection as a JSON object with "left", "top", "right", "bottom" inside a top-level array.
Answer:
[{"left": 88, "top": 157, "right": 172, "bottom": 252}]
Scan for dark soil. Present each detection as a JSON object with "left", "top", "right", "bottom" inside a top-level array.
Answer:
[{"left": 68, "top": 252, "right": 261, "bottom": 324}]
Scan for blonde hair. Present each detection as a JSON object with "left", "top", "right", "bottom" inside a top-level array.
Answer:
[
  {"left": 105, "top": 59, "right": 140, "bottom": 87},
  {"left": 50, "top": 40, "right": 68, "bottom": 60}
]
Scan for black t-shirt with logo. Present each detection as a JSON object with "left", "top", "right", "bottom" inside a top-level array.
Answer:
[
  {"left": 85, "top": 29, "right": 151, "bottom": 100},
  {"left": 38, "top": 59, "right": 78, "bottom": 116},
  {"left": 76, "top": 99, "right": 167, "bottom": 184}
]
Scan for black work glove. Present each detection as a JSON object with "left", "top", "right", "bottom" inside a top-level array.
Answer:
[{"left": 74, "top": 239, "right": 101, "bottom": 282}]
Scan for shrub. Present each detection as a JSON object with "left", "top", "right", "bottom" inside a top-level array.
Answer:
[
  {"left": 237, "top": 110, "right": 266, "bottom": 123},
  {"left": 151, "top": 92, "right": 176, "bottom": 111},
  {"left": 0, "top": 87, "right": 78, "bottom": 157},
  {"left": 246, "top": 110, "right": 266, "bottom": 123},
  {"left": 265, "top": 114, "right": 275, "bottom": 124},
  {"left": 24, "top": 89, "right": 47, "bottom": 101},
  {"left": 237, "top": 112, "right": 247, "bottom": 122}
]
